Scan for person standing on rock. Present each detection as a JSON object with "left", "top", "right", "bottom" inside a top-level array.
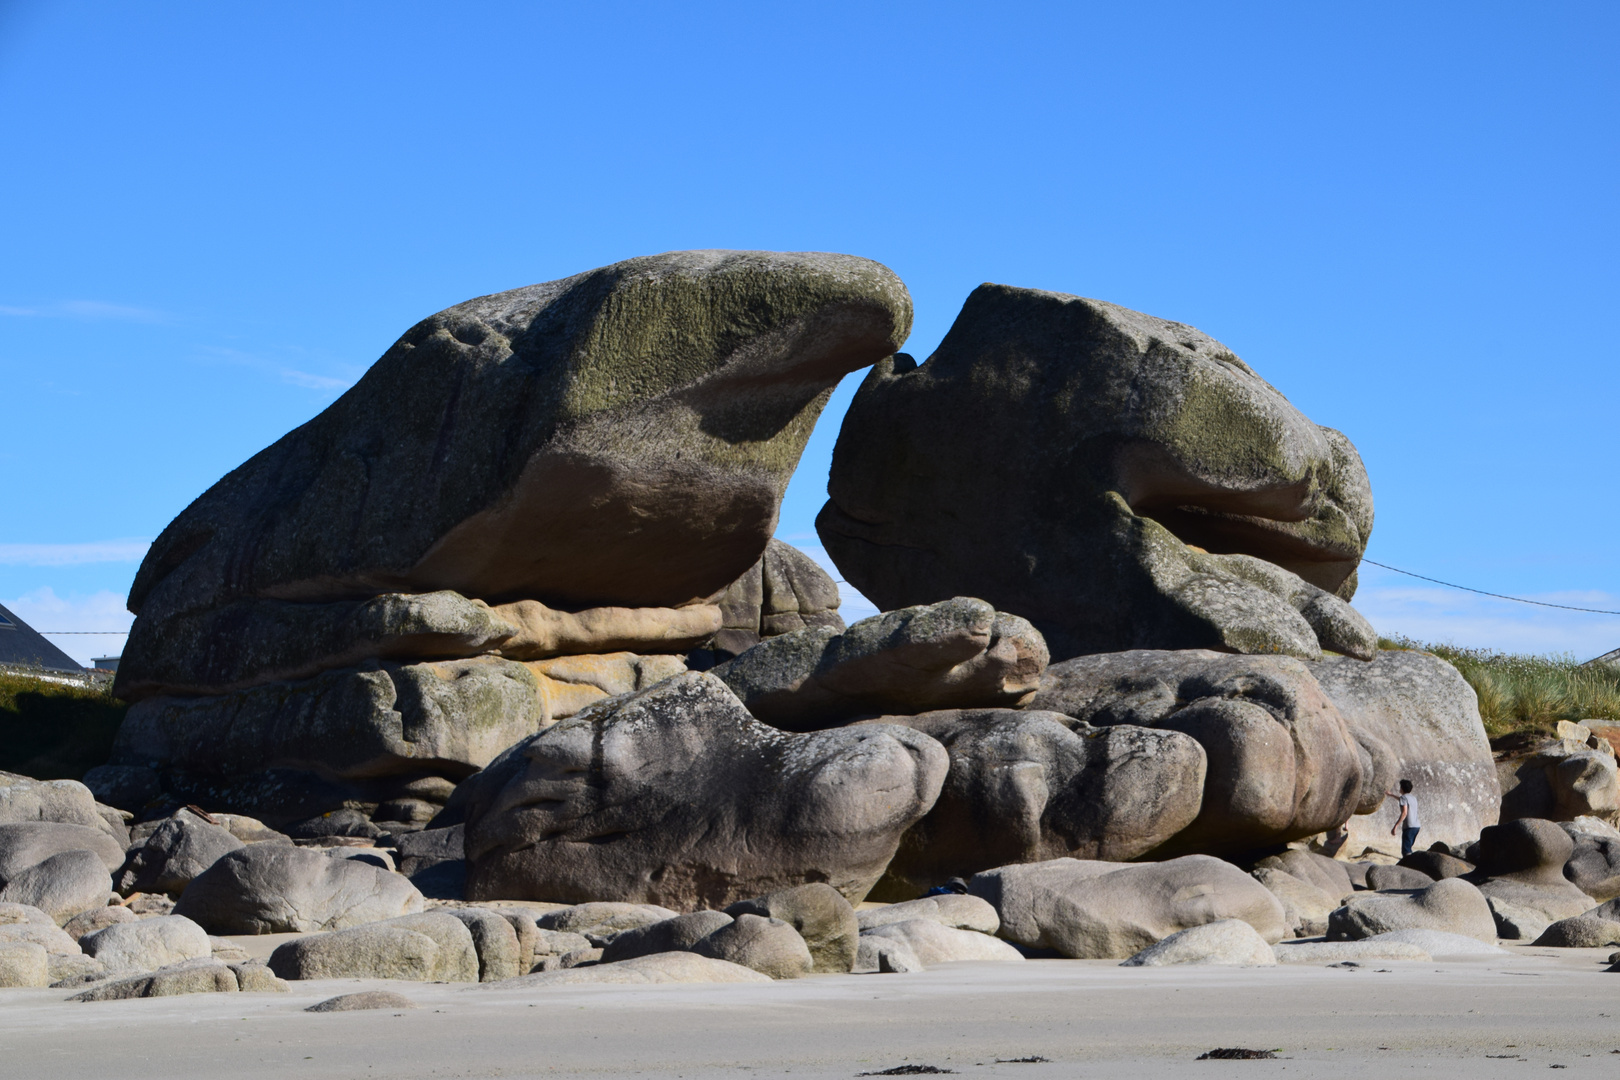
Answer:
[{"left": 1388, "top": 779, "right": 1421, "bottom": 857}]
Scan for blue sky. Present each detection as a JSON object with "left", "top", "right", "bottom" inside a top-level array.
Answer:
[{"left": 2, "top": 2, "right": 1617, "bottom": 665}]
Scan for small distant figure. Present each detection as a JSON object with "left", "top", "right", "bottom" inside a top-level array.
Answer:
[
  {"left": 1388, "top": 779, "right": 1421, "bottom": 857},
  {"left": 924, "top": 877, "right": 969, "bottom": 898}
]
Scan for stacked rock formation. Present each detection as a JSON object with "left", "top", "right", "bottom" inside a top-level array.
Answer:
[
  {"left": 81, "top": 251, "right": 1503, "bottom": 920},
  {"left": 99, "top": 251, "right": 911, "bottom": 829}
]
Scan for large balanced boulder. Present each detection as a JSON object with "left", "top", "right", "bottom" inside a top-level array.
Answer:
[
  {"left": 712, "top": 598, "right": 1047, "bottom": 730},
  {"left": 817, "top": 285, "right": 1376, "bottom": 662},
  {"left": 863, "top": 708, "right": 1205, "bottom": 897},
  {"left": 968, "top": 855, "right": 1287, "bottom": 958},
  {"left": 1326, "top": 878, "right": 1497, "bottom": 943},
  {"left": 173, "top": 843, "right": 423, "bottom": 933},
  {"left": 457, "top": 672, "right": 947, "bottom": 909},
  {"left": 1029, "top": 651, "right": 1372, "bottom": 856},
  {"left": 109, "top": 657, "right": 543, "bottom": 827},
  {"left": 118, "top": 251, "right": 911, "bottom": 697},
  {"left": 1311, "top": 650, "right": 1500, "bottom": 857}
]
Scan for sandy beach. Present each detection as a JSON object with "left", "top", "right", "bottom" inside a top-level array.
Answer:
[{"left": 2, "top": 945, "right": 1615, "bottom": 1080}]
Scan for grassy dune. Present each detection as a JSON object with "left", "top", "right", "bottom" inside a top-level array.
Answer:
[
  {"left": 1380, "top": 637, "right": 1620, "bottom": 741},
  {"left": 0, "top": 670, "right": 128, "bottom": 780}
]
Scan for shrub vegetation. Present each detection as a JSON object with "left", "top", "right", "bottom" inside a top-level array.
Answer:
[
  {"left": 1380, "top": 637, "right": 1620, "bottom": 741},
  {"left": 0, "top": 670, "right": 128, "bottom": 780}
]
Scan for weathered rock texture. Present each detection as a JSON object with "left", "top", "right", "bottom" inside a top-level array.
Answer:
[
  {"left": 707, "top": 539, "right": 845, "bottom": 660},
  {"left": 712, "top": 598, "right": 1048, "bottom": 730},
  {"left": 0, "top": 773, "right": 127, "bottom": 844},
  {"left": 1326, "top": 878, "right": 1497, "bottom": 943},
  {"left": 724, "top": 883, "right": 860, "bottom": 974},
  {"left": 523, "top": 652, "right": 687, "bottom": 723},
  {"left": 456, "top": 672, "right": 947, "bottom": 909},
  {"left": 1029, "top": 651, "right": 1372, "bottom": 855},
  {"left": 116, "top": 808, "right": 244, "bottom": 898},
  {"left": 859, "top": 919, "right": 1025, "bottom": 964},
  {"left": 1311, "top": 650, "right": 1500, "bottom": 858},
  {"left": 818, "top": 285, "right": 1375, "bottom": 662},
  {"left": 109, "top": 657, "right": 542, "bottom": 827},
  {"left": 120, "top": 251, "right": 911, "bottom": 693},
  {"left": 862, "top": 708, "right": 1205, "bottom": 898},
  {"left": 1119, "top": 918, "right": 1277, "bottom": 967},
  {"left": 115, "top": 591, "right": 714, "bottom": 702},
  {"left": 268, "top": 913, "right": 479, "bottom": 982},
  {"left": 1499, "top": 723, "right": 1620, "bottom": 826}
]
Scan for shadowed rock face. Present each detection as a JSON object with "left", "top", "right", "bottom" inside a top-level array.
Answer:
[
  {"left": 1030, "top": 650, "right": 1372, "bottom": 856},
  {"left": 110, "top": 657, "right": 543, "bottom": 827},
  {"left": 863, "top": 709, "right": 1206, "bottom": 899},
  {"left": 455, "top": 672, "right": 947, "bottom": 910},
  {"left": 817, "top": 284, "right": 1374, "bottom": 662},
  {"left": 124, "top": 250, "right": 911, "bottom": 654}
]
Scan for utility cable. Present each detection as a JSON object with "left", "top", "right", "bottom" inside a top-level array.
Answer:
[{"left": 1360, "top": 558, "right": 1620, "bottom": 616}]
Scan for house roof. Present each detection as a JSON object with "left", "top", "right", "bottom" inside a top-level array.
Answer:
[
  {"left": 1587, "top": 647, "right": 1620, "bottom": 668},
  {"left": 0, "top": 601, "right": 84, "bottom": 674}
]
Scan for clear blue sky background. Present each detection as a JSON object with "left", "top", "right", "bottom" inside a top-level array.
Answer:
[{"left": 2, "top": 2, "right": 1616, "bottom": 665}]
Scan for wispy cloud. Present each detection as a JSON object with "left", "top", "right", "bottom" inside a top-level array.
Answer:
[
  {"left": 196, "top": 346, "right": 359, "bottom": 394},
  {"left": 3, "top": 588, "right": 132, "bottom": 667},
  {"left": 0, "top": 538, "right": 151, "bottom": 567},
  {"left": 0, "top": 300, "right": 171, "bottom": 323},
  {"left": 280, "top": 368, "right": 354, "bottom": 391}
]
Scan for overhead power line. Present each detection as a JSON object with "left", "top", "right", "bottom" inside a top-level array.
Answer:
[{"left": 1361, "top": 559, "right": 1620, "bottom": 616}]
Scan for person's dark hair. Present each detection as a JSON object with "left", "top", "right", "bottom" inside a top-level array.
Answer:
[{"left": 1399, "top": 779, "right": 1414, "bottom": 794}]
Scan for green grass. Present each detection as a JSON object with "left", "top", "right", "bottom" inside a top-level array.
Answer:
[
  {"left": 0, "top": 670, "right": 129, "bottom": 780},
  {"left": 1379, "top": 637, "right": 1620, "bottom": 741}
]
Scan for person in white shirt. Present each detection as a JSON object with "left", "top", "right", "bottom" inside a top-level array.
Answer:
[{"left": 1387, "top": 779, "right": 1421, "bottom": 857}]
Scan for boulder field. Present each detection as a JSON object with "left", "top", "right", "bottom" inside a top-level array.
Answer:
[{"left": 15, "top": 249, "right": 1604, "bottom": 998}]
